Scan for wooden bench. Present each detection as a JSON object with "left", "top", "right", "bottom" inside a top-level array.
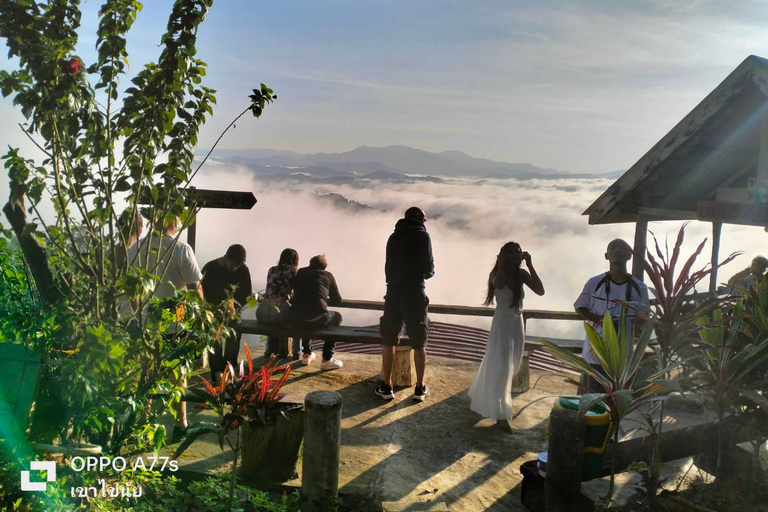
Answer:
[{"left": 240, "top": 320, "right": 419, "bottom": 386}]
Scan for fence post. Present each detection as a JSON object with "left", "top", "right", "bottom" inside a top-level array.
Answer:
[
  {"left": 302, "top": 390, "right": 342, "bottom": 511},
  {"left": 545, "top": 408, "right": 585, "bottom": 512}
]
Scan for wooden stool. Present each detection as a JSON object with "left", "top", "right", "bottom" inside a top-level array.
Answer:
[
  {"left": 511, "top": 350, "right": 531, "bottom": 394},
  {"left": 391, "top": 346, "right": 416, "bottom": 387}
]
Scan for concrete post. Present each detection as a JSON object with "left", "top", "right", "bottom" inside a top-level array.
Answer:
[
  {"left": 545, "top": 408, "right": 586, "bottom": 512},
  {"left": 302, "top": 391, "right": 342, "bottom": 511}
]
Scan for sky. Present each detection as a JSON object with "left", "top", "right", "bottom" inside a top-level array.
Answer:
[{"left": 3, "top": 1, "right": 768, "bottom": 173}]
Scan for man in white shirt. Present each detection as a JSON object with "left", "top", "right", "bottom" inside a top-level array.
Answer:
[
  {"left": 127, "top": 217, "right": 203, "bottom": 440},
  {"left": 128, "top": 218, "right": 203, "bottom": 304},
  {"left": 574, "top": 239, "right": 649, "bottom": 393}
]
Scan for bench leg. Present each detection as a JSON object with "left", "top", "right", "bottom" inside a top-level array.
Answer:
[
  {"left": 194, "top": 350, "right": 210, "bottom": 371},
  {"left": 511, "top": 350, "right": 531, "bottom": 394},
  {"left": 279, "top": 337, "right": 290, "bottom": 358},
  {"left": 391, "top": 346, "right": 416, "bottom": 387}
]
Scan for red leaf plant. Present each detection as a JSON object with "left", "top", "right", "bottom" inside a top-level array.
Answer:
[
  {"left": 197, "top": 343, "right": 295, "bottom": 439},
  {"left": 638, "top": 222, "right": 740, "bottom": 370},
  {"left": 174, "top": 343, "right": 298, "bottom": 507}
]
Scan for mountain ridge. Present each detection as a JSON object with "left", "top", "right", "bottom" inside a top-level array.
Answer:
[{"left": 203, "top": 145, "right": 623, "bottom": 180}]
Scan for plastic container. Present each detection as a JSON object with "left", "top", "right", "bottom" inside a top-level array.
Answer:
[
  {"left": 551, "top": 396, "right": 612, "bottom": 480},
  {"left": 537, "top": 452, "right": 547, "bottom": 477}
]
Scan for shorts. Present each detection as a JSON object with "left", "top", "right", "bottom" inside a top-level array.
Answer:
[{"left": 379, "top": 288, "right": 429, "bottom": 349}]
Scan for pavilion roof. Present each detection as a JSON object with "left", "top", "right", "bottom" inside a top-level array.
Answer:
[{"left": 584, "top": 55, "right": 768, "bottom": 226}]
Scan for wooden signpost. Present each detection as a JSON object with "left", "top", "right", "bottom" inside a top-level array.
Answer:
[
  {"left": 138, "top": 187, "right": 257, "bottom": 249},
  {"left": 184, "top": 187, "right": 257, "bottom": 250}
]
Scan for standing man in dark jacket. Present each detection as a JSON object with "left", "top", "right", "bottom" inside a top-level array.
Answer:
[
  {"left": 376, "top": 207, "right": 435, "bottom": 401},
  {"left": 292, "top": 254, "right": 345, "bottom": 370}
]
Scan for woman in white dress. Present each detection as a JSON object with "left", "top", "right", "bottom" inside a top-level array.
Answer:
[{"left": 468, "top": 242, "right": 545, "bottom": 430}]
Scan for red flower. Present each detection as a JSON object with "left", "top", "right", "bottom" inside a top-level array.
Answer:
[{"left": 61, "top": 57, "right": 81, "bottom": 77}]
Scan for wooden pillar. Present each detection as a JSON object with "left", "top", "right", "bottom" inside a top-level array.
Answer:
[
  {"left": 186, "top": 216, "right": 197, "bottom": 251},
  {"left": 710, "top": 221, "right": 722, "bottom": 294},
  {"left": 391, "top": 346, "right": 415, "bottom": 387},
  {"left": 632, "top": 217, "right": 649, "bottom": 282}
]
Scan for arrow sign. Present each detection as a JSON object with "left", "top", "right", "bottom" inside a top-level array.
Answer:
[
  {"left": 186, "top": 188, "right": 257, "bottom": 210},
  {"left": 138, "top": 188, "right": 257, "bottom": 210}
]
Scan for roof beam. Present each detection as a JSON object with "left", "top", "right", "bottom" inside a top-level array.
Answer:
[{"left": 636, "top": 207, "right": 698, "bottom": 220}]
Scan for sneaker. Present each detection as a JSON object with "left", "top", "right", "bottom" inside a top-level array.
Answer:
[
  {"left": 374, "top": 383, "right": 395, "bottom": 400},
  {"left": 413, "top": 384, "right": 430, "bottom": 402},
  {"left": 300, "top": 352, "right": 316, "bottom": 366},
  {"left": 320, "top": 357, "right": 343, "bottom": 370}
]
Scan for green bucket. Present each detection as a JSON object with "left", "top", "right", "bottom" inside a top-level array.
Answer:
[{"left": 551, "top": 396, "right": 612, "bottom": 480}]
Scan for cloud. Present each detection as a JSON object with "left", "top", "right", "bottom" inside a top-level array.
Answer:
[{"left": 191, "top": 165, "right": 767, "bottom": 341}]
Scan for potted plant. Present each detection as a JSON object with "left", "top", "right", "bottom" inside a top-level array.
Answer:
[{"left": 176, "top": 344, "right": 302, "bottom": 508}]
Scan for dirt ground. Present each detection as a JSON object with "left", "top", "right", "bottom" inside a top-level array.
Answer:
[{"left": 167, "top": 347, "right": 768, "bottom": 512}]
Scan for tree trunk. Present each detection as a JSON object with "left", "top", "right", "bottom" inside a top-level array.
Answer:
[{"left": 3, "top": 186, "right": 64, "bottom": 303}]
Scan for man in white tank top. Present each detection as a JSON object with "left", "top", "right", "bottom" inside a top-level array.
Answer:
[{"left": 574, "top": 239, "right": 649, "bottom": 392}]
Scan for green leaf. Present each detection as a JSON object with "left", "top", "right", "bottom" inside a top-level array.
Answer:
[
  {"left": 615, "top": 389, "right": 634, "bottom": 420},
  {"left": 109, "top": 345, "right": 125, "bottom": 359},
  {"left": 578, "top": 393, "right": 608, "bottom": 418}
]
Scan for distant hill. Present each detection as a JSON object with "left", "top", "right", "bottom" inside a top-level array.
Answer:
[{"left": 202, "top": 145, "right": 623, "bottom": 181}]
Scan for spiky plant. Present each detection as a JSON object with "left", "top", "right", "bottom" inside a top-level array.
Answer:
[
  {"left": 543, "top": 306, "right": 680, "bottom": 500},
  {"left": 639, "top": 223, "right": 740, "bottom": 372}
]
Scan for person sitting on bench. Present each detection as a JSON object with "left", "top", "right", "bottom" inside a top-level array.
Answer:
[
  {"left": 291, "top": 254, "right": 344, "bottom": 370},
  {"left": 257, "top": 248, "right": 299, "bottom": 357}
]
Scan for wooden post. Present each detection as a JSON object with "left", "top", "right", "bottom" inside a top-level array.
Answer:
[
  {"left": 545, "top": 408, "right": 585, "bottom": 512},
  {"left": 391, "top": 346, "right": 415, "bottom": 387},
  {"left": 186, "top": 215, "right": 197, "bottom": 252},
  {"left": 710, "top": 221, "right": 722, "bottom": 294},
  {"left": 302, "top": 391, "right": 342, "bottom": 511},
  {"left": 632, "top": 216, "right": 648, "bottom": 282}
]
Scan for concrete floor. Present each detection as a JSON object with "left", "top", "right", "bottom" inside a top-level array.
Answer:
[
  {"left": 172, "top": 350, "right": 569, "bottom": 511},
  {"left": 167, "top": 346, "right": 765, "bottom": 512}
]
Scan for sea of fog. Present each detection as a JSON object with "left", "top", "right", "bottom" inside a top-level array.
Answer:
[{"left": 191, "top": 164, "right": 768, "bottom": 342}]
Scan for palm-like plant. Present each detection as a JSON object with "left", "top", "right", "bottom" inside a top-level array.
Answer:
[
  {"left": 691, "top": 301, "right": 768, "bottom": 477},
  {"left": 543, "top": 306, "right": 680, "bottom": 499},
  {"left": 639, "top": 223, "right": 740, "bottom": 371}
]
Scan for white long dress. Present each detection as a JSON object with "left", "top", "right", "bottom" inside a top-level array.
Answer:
[{"left": 468, "top": 285, "right": 525, "bottom": 421}]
